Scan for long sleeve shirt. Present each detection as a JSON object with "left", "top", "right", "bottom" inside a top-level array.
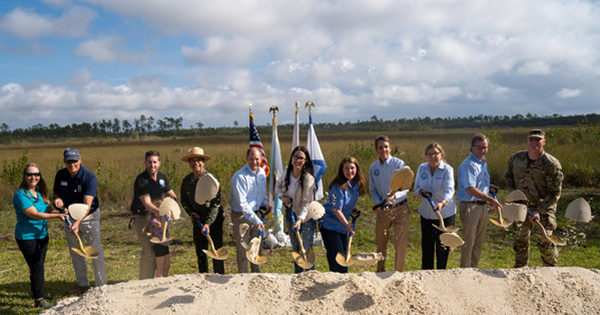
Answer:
[
  {"left": 230, "top": 164, "right": 268, "bottom": 226},
  {"left": 413, "top": 161, "right": 456, "bottom": 219}
]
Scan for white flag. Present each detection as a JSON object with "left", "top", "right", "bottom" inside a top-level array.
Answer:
[{"left": 269, "top": 114, "right": 284, "bottom": 232}]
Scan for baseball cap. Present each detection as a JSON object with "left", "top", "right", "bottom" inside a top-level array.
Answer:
[
  {"left": 64, "top": 147, "right": 81, "bottom": 162},
  {"left": 527, "top": 129, "right": 545, "bottom": 139}
]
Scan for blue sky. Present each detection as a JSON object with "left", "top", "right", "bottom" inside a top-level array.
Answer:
[{"left": 1, "top": 0, "right": 599, "bottom": 129}]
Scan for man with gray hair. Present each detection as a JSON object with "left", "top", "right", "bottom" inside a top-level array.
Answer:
[
  {"left": 457, "top": 134, "right": 502, "bottom": 268},
  {"left": 230, "top": 147, "right": 272, "bottom": 273},
  {"left": 53, "top": 147, "right": 106, "bottom": 294}
]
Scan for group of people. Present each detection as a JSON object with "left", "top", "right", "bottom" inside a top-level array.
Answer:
[{"left": 13, "top": 129, "right": 563, "bottom": 309}]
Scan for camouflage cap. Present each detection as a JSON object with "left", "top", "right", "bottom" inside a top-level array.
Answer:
[{"left": 528, "top": 129, "right": 545, "bottom": 139}]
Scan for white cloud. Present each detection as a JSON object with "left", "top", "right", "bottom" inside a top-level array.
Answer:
[
  {"left": 0, "top": 6, "right": 95, "bottom": 40},
  {"left": 556, "top": 88, "right": 581, "bottom": 99},
  {"left": 75, "top": 35, "right": 150, "bottom": 63}
]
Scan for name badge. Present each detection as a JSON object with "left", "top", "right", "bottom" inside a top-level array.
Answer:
[{"left": 61, "top": 181, "right": 68, "bottom": 186}]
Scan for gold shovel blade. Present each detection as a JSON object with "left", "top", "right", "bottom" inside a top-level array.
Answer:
[
  {"left": 292, "top": 250, "right": 315, "bottom": 269},
  {"left": 71, "top": 247, "right": 99, "bottom": 259},
  {"left": 489, "top": 218, "right": 513, "bottom": 230},
  {"left": 431, "top": 223, "right": 459, "bottom": 233},
  {"left": 150, "top": 236, "right": 173, "bottom": 244},
  {"left": 335, "top": 252, "right": 354, "bottom": 267},
  {"left": 534, "top": 220, "right": 566, "bottom": 246},
  {"left": 203, "top": 248, "right": 229, "bottom": 260}
]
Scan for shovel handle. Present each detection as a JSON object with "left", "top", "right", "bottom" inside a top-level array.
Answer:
[
  {"left": 290, "top": 211, "right": 299, "bottom": 232},
  {"left": 197, "top": 219, "right": 209, "bottom": 235},
  {"left": 421, "top": 191, "right": 438, "bottom": 211},
  {"left": 349, "top": 213, "right": 359, "bottom": 237}
]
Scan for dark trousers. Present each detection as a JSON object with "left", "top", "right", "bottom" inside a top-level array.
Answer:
[
  {"left": 193, "top": 215, "right": 225, "bottom": 274},
  {"left": 16, "top": 237, "right": 49, "bottom": 300},
  {"left": 420, "top": 215, "right": 454, "bottom": 270},
  {"left": 321, "top": 227, "right": 348, "bottom": 273}
]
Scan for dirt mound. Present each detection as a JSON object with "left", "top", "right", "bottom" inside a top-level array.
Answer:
[{"left": 44, "top": 267, "right": 600, "bottom": 315}]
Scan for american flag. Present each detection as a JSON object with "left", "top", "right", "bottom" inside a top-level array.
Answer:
[{"left": 249, "top": 113, "right": 270, "bottom": 177}]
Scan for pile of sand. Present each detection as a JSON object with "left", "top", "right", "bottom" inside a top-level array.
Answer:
[{"left": 44, "top": 267, "right": 600, "bottom": 314}]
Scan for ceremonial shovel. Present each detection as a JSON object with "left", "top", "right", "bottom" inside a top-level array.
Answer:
[
  {"left": 197, "top": 219, "right": 228, "bottom": 260},
  {"left": 372, "top": 166, "right": 414, "bottom": 210},
  {"left": 488, "top": 185, "right": 512, "bottom": 229},
  {"left": 62, "top": 206, "right": 99, "bottom": 259},
  {"left": 420, "top": 191, "right": 459, "bottom": 233},
  {"left": 335, "top": 212, "right": 360, "bottom": 267},
  {"left": 290, "top": 211, "right": 315, "bottom": 270},
  {"left": 150, "top": 198, "right": 177, "bottom": 244},
  {"left": 527, "top": 210, "right": 567, "bottom": 246},
  {"left": 246, "top": 212, "right": 268, "bottom": 265}
]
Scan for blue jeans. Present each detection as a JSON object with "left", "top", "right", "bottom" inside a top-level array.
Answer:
[
  {"left": 285, "top": 208, "right": 316, "bottom": 273},
  {"left": 320, "top": 226, "right": 348, "bottom": 273}
]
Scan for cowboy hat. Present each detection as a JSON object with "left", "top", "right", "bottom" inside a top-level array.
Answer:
[{"left": 181, "top": 147, "right": 212, "bottom": 162}]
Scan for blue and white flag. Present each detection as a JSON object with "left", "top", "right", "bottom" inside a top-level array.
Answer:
[{"left": 307, "top": 113, "right": 327, "bottom": 200}]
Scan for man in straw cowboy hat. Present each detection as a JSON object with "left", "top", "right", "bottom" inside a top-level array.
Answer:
[
  {"left": 457, "top": 134, "right": 502, "bottom": 268},
  {"left": 369, "top": 135, "right": 411, "bottom": 272},
  {"left": 130, "top": 150, "right": 178, "bottom": 279},
  {"left": 180, "top": 147, "right": 225, "bottom": 274},
  {"left": 505, "top": 129, "right": 563, "bottom": 267},
  {"left": 230, "top": 147, "right": 272, "bottom": 273}
]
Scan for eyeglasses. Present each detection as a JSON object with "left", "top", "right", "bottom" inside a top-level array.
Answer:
[
  {"left": 65, "top": 160, "right": 79, "bottom": 164},
  {"left": 189, "top": 158, "right": 204, "bottom": 163},
  {"left": 426, "top": 151, "right": 441, "bottom": 157},
  {"left": 474, "top": 146, "right": 489, "bottom": 150},
  {"left": 26, "top": 172, "right": 41, "bottom": 177},
  {"left": 292, "top": 155, "right": 306, "bottom": 161}
]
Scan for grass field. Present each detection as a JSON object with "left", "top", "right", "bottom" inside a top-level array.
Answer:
[{"left": 0, "top": 127, "right": 599, "bottom": 314}]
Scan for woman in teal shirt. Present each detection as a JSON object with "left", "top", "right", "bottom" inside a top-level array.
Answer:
[{"left": 13, "top": 163, "right": 65, "bottom": 309}]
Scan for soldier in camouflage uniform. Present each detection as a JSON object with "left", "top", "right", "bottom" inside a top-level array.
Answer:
[{"left": 505, "top": 129, "right": 563, "bottom": 267}]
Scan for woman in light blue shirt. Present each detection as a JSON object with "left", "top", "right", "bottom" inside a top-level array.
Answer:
[
  {"left": 320, "top": 156, "right": 365, "bottom": 273},
  {"left": 13, "top": 163, "right": 65, "bottom": 309},
  {"left": 414, "top": 143, "right": 457, "bottom": 270}
]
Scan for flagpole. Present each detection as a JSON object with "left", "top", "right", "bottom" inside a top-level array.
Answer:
[{"left": 292, "top": 101, "right": 300, "bottom": 152}]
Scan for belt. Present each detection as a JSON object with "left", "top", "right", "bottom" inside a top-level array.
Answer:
[{"left": 463, "top": 200, "right": 487, "bottom": 205}]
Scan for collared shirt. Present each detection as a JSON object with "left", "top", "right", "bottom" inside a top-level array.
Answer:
[
  {"left": 53, "top": 166, "right": 99, "bottom": 213},
  {"left": 369, "top": 155, "right": 407, "bottom": 205},
  {"left": 414, "top": 161, "right": 457, "bottom": 220},
  {"left": 130, "top": 171, "right": 172, "bottom": 216},
  {"left": 321, "top": 181, "right": 360, "bottom": 234},
  {"left": 457, "top": 152, "right": 490, "bottom": 201},
  {"left": 180, "top": 171, "right": 223, "bottom": 226},
  {"left": 230, "top": 164, "right": 268, "bottom": 226},
  {"left": 13, "top": 188, "right": 51, "bottom": 240}
]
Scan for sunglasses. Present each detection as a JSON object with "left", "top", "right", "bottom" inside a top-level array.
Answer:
[{"left": 26, "top": 172, "right": 41, "bottom": 177}]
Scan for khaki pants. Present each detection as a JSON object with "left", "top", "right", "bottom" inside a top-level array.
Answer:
[
  {"left": 376, "top": 202, "right": 410, "bottom": 272},
  {"left": 459, "top": 202, "right": 489, "bottom": 268},
  {"left": 64, "top": 210, "right": 106, "bottom": 287},
  {"left": 231, "top": 211, "right": 260, "bottom": 273},
  {"left": 134, "top": 214, "right": 156, "bottom": 280}
]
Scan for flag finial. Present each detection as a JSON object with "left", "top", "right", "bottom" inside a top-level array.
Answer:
[
  {"left": 269, "top": 105, "right": 279, "bottom": 116},
  {"left": 305, "top": 101, "right": 315, "bottom": 115},
  {"left": 249, "top": 103, "right": 253, "bottom": 114},
  {"left": 295, "top": 101, "right": 299, "bottom": 111}
]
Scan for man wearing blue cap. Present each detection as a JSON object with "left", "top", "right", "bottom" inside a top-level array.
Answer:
[{"left": 53, "top": 147, "right": 106, "bottom": 294}]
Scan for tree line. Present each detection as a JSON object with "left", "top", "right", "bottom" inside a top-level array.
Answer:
[{"left": 0, "top": 113, "right": 598, "bottom": 143}]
